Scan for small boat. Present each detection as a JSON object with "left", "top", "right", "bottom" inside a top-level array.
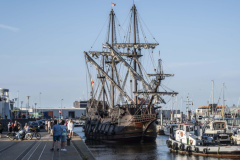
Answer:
[
  {"left": 163, "top": 123, "right": 178, "bottom": 136},
  {"left": 232, "top": 129, "right": 240, "bottom": 145},
  {"left": 166, "top": 121, "right": 240, "bottom": 158},
  {"left": 74, "top": 120, "right": 85, "bottom": 127}
]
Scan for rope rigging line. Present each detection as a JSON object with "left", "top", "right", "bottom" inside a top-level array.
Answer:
[
  {"left": 161, "top": 84, "right": 175, "bottom": 93},
  {"left": 85, "top": 59, "right": 92, "bottom": 92},
  {"left": 136, "top": 14, "right": 157, "bottom": 71},
  {"left": 89, "top": 17, "right": 109, "bottom": 52},
  {"left": 137, "top": 11, "right": 159, "bottom": 44},
  {"left": 106, "top": 13, "right": 111, "bottom": 44}
]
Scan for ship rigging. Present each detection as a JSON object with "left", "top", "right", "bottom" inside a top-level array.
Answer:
[{"left": 84, "top": 4, "right": 178, "bottom": 142}]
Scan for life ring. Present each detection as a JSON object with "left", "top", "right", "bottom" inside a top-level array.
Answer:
[
  {"left": 195, "top": 147, "right": 199, "bottom": 153},
  {"left": 203, "top": 148, "right": 208, "bottom": 154},
  {"left": 180, "top": 132, "right": 183, "bottom": 137},
  {"left": 186, "top": 146, "right": 191, "bottom": 152},
  {"left": 190, "top": 139, "right": 193, "bottom": 145},
  {"left": 179, "top": 144, "right": 185, "bottom": 151}
]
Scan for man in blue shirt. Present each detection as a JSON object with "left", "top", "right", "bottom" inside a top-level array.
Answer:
[{"left": 50, "top": 120, "right": 61, "bottom": 151}]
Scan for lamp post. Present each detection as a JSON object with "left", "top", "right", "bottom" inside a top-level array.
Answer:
[
  {"left": 21, "top": 101, "right": 23, "bottom": 118},
  {"left": 35, "top": 103, "right": 37, "bottom": 119},
  {"left": 39, "top": 92, "right": 41, "bottom": 108},
  {"left": 27, "top": 96, "right": 30, "bottom": 119},
  {"left": 61, "top": 99, "right": 63, "bottom": 119},
  {"left": 14, "top": 98, "right": 18, "bottom": 119},
  {"left": 39, "top": 92, "right": 42, "bottom": 118}
]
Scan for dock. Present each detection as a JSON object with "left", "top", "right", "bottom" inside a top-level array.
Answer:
[{"left": 0, "top": 131, "right": 95, "bottom": 160}]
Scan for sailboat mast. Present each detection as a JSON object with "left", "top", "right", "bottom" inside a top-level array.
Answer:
[
  {"left": 222, "top": 83, "right": 225, "bottom": 120},
  {"left": 111, "top": 9, "right": 115, "bottom": 107},
  {"left": 102, "top": 54, "right": 105, "bottom": 110},
  {"left": 133, "top": 4, "right": 138, "bottom": 106},
  {"left": 212, "top": 80, "right": 214, "bottom": 114}
]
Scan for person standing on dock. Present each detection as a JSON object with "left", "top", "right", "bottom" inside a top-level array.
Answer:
[
  {"left": 13, "top": 121, "right": 18, "bottom": 133},
  {"left": 60, "top": 120, "right": 67, "bottom": 151},
  {"left": 10, "top": 122, "right": 13, "bottom": 133},
  {"left": 68, "top": 119, "right": 74, "bottom": 138},
  {"left": 50, "top": 120, "right": 61, "bottom": 151},
  {"left": 8, "top": 122, "right": 10, "bottom": 133},
  {"left": 48, "top": 119, "right": 51, "bottom": 134}
]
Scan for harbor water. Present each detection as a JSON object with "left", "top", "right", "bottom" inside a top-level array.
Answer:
[{"left": 74, "top": 127, "right": 224, "bottom": 160}]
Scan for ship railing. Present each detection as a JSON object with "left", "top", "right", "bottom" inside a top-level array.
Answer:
[{"left": 131, "top": 114, "right": 156, "bottom": 122}]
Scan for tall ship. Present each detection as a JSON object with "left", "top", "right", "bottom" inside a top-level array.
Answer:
[{"left": 83, "top": 4, "right": 178, "bottom": 142}]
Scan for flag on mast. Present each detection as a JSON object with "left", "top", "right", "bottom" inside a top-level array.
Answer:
[
  {"left": 112, "top": 3, "right": 116, "bottom": 6},
  {"left": 91, "top": 78, "right": 94, "bottom": 88},
  {"left": 102, "top": 44, "right": 106, "bottom": 49}
]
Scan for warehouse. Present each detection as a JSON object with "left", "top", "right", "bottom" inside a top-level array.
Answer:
[{"left": 35, "top": 108, "right": 86, "bottom": 119}]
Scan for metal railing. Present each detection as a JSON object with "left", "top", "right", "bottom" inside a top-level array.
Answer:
[{"left": 131, "top": 114, "right": 156, "bottom": 123}]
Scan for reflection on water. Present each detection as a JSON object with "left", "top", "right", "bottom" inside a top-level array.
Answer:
[{"left": 74, "top": 127, "right": 225, "bottom": 160}]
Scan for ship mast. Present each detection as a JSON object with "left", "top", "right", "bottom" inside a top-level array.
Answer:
[
  {"left": 111, "top": 9, "right": 115, "bottom": 108},
  {"left": 222, "top": 83, "right": 225, "bottom": 120},
  {"left": 133, "top": 4, "right": 138, "bottom": 106},
  {"left": 85, "top": 4, "right": 178, "bottom": 110}
]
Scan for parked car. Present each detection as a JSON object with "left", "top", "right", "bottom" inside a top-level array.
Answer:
[
  {"left": 28, "top": 121, "right": 40, "bottom": 132},
  {"left": 40, "top": 119, "right": 46, "bottom": 126},
  {"left": 36, "top": 120, "right": 44, "bottom": 129}
]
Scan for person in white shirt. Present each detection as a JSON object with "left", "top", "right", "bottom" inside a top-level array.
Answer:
[
  {"left": 24, "top": 123, "right": 30, "bottom": 133},
  {"left": 48, "top": 120, "right": 51, "bottom": 133},
  {"left": 68, "top": 119, "right": 74, "bottom": 138}
]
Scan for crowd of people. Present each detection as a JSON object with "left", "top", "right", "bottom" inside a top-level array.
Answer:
[
  {"left": 46, "top": 119, "right": 74, "bottom": 152},
  {"left": 0, "top": 118, "right": 75, "bottom": 152}
]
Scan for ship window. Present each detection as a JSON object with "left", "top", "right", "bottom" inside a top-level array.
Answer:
[
  {"left": 218, "top": 124, "right": 220, "bottom": 129},
  {"left": 222, "top": 124, "right": 224, "bottom": 128},
  {"left": 186, "top": 126, "right": 189, "bottom": 132},
  {"left": 180, "top": 125, "right": 183, "bottom": 130},
  {"left": 213, "top": 124, "right": 216, "bottom": 129},
  {"left": 189, "top": 126, "right": 193, "bottom": 131}
]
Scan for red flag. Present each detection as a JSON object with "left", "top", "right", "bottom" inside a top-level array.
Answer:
[
  {"left": 112, "top": 3, "right": 116, "bottom": 6},
  {"left": 91, "top": 78, "right": 94, "bottom": 88}
]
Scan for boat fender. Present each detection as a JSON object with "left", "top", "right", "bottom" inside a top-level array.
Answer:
[
  {"left": 179, "top": 144, "right": 185, "bottom": 151},
  {"left": 111, "top": 131, "right": 115, "bottom": 135},
  {"left": 167, "top": 141, "right": 171, "bottom": 148},
  {"left": 166, "top": 140, "right": 169, "bottom": 145},
  {"left": 167, "top": 141, "right": 172, "bottom": 148},
  {"left": 203, "top": 148, "right": 208, "bottom": 154},
  {"left": 172, "top": 143, "right": 178, "bottom": 150},
  {"left": 168, "top": 143, "right": 172, "bottom": 148},
  {"left": 195, "top": 147, "right": 199, "bottom": 153},
  {"left": 186, "top": 146, "right": 191, "bottom": 152}
]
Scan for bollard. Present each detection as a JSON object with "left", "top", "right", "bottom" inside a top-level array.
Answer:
[{"left": 67, "top": 137, "right": 71, "bottom": 146}]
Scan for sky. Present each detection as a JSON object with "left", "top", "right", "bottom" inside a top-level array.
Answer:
[{"left": 0, "top": 0, "right": 240, "bottom": 112}]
